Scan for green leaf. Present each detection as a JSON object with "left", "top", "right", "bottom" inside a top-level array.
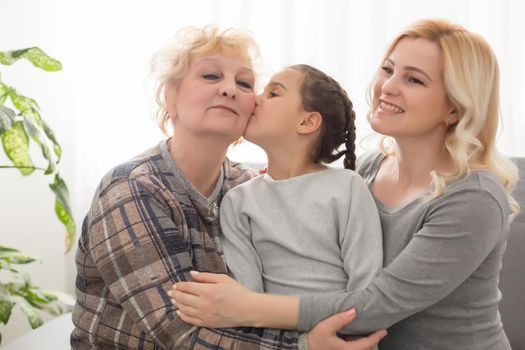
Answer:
[
  {"left": 22, "top": 289, "right": 49, "bottom": 306},
  {"left": 42, "top": 120, "right": 62, "bottom": 160},
  {"left": 9, "top": 90, "right": 40, "bottom": 115},
  {"left": 0, "top": 48, "right": 62, "bottom": 72},
  {"left": 0, "top": 245, "right": 20, "bottom": 254},
  {"left": 21, "top": 114, "right": 55, "bottom": 175},
  {"left": 42, "top": 290, "right": 75, "bottom": 307},
  {"left": 16, "top": 297, "right": 44, "bottom": 329},
  {"left": 39, "top": 303, "right": 62, "bottom": 316},
  {"left": 18, "top": 271, "right": 32, "bottom": 287},
  {"left": 0, "top": 250, "right": 36, "bottom": 265},
  {"left": 0, "top": 50, "right": 18, "bottom": 65},
  {"left": 0, "top": 80, "right": 11, "bottom": 106},
  {"left": 0, "top": 106, "right": 16, "bottom": 135},
  {"left": 9, "top": 90, "right": 62, "bottom": 163},
  {"left": 0, "top": 298, "right": 15, "bottom": 324},
  {"left": 1, "top": 121, "right": 34, "bottom": 175},
  {"left": 49, "top": 174, "right": 76, "bottom": 252}
]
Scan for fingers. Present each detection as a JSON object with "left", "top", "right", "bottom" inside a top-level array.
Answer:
[
  {"left": 189, "top": 271, "right": 228, "bottom": 283},
  {"left": 169, "top": 289, "right": 201, "bottom": 307},
  {"left": 176, "top": 309, "right": 203, "bottom": 326},
  {"left": 168, "top": 272, "right": 228, "bottom": 297},
  {"left": 171, "top": 281, "right": 201, "bottom": 296},
  {"left": 350, "top": 329, "right": 387, "bottom": 349},
  {"left": 174, "top": 301, "right": 202, "bottom": 319},
  {"left": 320, "top": 309, "right": 357, "bottom": 334}
]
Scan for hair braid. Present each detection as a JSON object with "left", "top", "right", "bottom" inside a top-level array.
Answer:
[{"left": 289, "top": 64, "right": 357, "bottom": 170}]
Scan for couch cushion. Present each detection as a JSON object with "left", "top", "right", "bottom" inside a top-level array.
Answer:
[{"left": 499, "top": 157, "right": 525, "bottom": 350}]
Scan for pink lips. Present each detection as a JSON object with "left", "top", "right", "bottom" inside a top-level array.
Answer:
[{"left": 210, "top": 105, "right": 238, "bottom": 115}]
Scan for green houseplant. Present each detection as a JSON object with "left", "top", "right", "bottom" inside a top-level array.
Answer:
[{"left": 0, "top": 47, "right": 76, "bottom": 344}]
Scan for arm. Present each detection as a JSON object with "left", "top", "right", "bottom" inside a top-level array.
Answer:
[
  {"left": 340, "top": 177, "right": 383, "bottom": 292},
  {"left": 172, "top": 273, "right": 386, "bottom": 349},
  {"left": 219, "top": 191, "right": 265, "bottom": 292},
  {"left": 87, "top": 175, "right": 304, "bottom": 349},
  {"left": 299, "top": 189, "right": 507, "bottom": 333}
]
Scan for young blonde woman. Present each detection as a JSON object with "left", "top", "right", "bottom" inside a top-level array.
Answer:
[
  {"left": 171, "top": 19, "right": 519, "bottom": 350},
  {"left": 70, "top": 26, "right": 383, "bottom": 350}
]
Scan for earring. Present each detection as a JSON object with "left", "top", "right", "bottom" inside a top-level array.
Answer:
[{"left": 444, "top": 119, "right": 451, "bottom": 127}]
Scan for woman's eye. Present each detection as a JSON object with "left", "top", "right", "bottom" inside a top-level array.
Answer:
[
  {"left": 202, "top": 74, "right": 219, "bottom": 80},
  {"left": 408, "top": 77, "right": 425, "bottom": 85},
  {"left": 267, "top": 91, "right": 278, "bottom": 98},
  {"left": 237, "top": 80, "right": 252, "bottom": 89},
  {"left": 381, "top": 66, "right": 393, "bottom": 74}
]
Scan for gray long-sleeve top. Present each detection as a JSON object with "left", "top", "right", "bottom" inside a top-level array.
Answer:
[
  {"left": 220, "top": 168, "right": 383, "bottom": 296},
  {"left": 299, "top": 151, "right": 512, "bottom": 350}
]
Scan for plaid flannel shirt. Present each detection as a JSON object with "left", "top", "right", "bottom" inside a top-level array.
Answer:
[{"left": 71, "top": 140, "right": 303, "bottom": 349}]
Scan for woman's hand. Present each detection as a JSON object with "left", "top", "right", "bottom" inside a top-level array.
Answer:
[
  {"left": 308, "top": 309, "right": 387, "bottom": 350},
  {"left": 168, "top": 271, "right": 254, "bottom": 328}
]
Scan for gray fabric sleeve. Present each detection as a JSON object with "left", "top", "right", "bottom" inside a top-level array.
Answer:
[
  {"left": 220, "top": 190, "right": 265, "bottom": 292},
  {"left": 299, "top": 189, "right": 506, "bottom": 333},
  {"left": 340, "top": 177, "right": 383, "bottom": 292}
]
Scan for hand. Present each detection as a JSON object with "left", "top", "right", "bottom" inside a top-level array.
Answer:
[
  {"left": 307, "top": 309, "right": 387, "bottom": 350},
  {"left": 168, "top": 271, "right": 254, "bottom": 328}
]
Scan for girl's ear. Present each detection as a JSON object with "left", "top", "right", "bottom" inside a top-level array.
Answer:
[{"left": 297, "top": 112, "right": 322, "bottom": 135}]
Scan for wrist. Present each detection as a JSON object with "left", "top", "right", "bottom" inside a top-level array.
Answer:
[
  {"left": 243, "top": 290, "right": 266, "bottom": 327},
  {"left": 246, "top": 292, "right": 300, "bottom": 329}
]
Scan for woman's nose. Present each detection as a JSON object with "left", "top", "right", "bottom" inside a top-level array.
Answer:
[
  {"left": 218, "top": 81, "right": 237, "bottom": 99},
  {"left": 380, "top": 75, "right": 400, "bottom": 95}
]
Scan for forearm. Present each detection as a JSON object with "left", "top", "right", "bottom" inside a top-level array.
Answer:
[{"left": 246, "top": 291, "right": 300, "bottom": 329}]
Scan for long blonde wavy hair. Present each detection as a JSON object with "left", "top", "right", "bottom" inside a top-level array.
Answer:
[{"left": 369, "top": 19, "right": 520, "bottom": 218}]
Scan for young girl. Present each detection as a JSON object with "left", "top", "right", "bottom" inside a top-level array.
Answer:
[
  {"left": 170, "top": 64, "right": 383, "bottom": 329},
  {"left": 221, "top": 64, "right": 382, "bottom": 298}
]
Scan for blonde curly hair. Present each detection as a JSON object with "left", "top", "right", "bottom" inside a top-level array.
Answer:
[{"left": 150, "top": 25, "right": 259, "bottom": 135}]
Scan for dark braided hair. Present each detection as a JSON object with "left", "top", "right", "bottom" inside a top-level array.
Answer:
[{"left": 289, "top": 64, "right": 357, "bottom": 170}]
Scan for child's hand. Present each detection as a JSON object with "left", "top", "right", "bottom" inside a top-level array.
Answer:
[{"left": 168, "top": 271, "right": 254, "bottom": 328}]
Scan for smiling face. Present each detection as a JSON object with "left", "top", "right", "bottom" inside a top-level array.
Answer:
[
  {"left": 166, "top": 52, "right": 256, "bottom": 142},
  {"left": 370, "top": 37, "right": 457, "bottom": 141},
  {"left": 244, "top": 68, "right": 306, "bottom": 149}
]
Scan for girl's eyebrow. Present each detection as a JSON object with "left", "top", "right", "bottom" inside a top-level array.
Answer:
[
  {"left": 266, "top": 81, "right": 288, "bottom": 90},
  {"left": 386, "top": 58, "right": 433, "bottom": 82}
]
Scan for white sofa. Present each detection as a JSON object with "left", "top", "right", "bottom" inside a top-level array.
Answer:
[{"left": 0, "top": 312, "right": 73, "bottom": 350}]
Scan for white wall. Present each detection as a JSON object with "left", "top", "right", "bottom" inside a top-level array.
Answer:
[
  {"left": 1, "top": 0, "right": 523, "bottom": 345},
  {"left": 0, "top": 0, "right": 75, "bottom": 344}
]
